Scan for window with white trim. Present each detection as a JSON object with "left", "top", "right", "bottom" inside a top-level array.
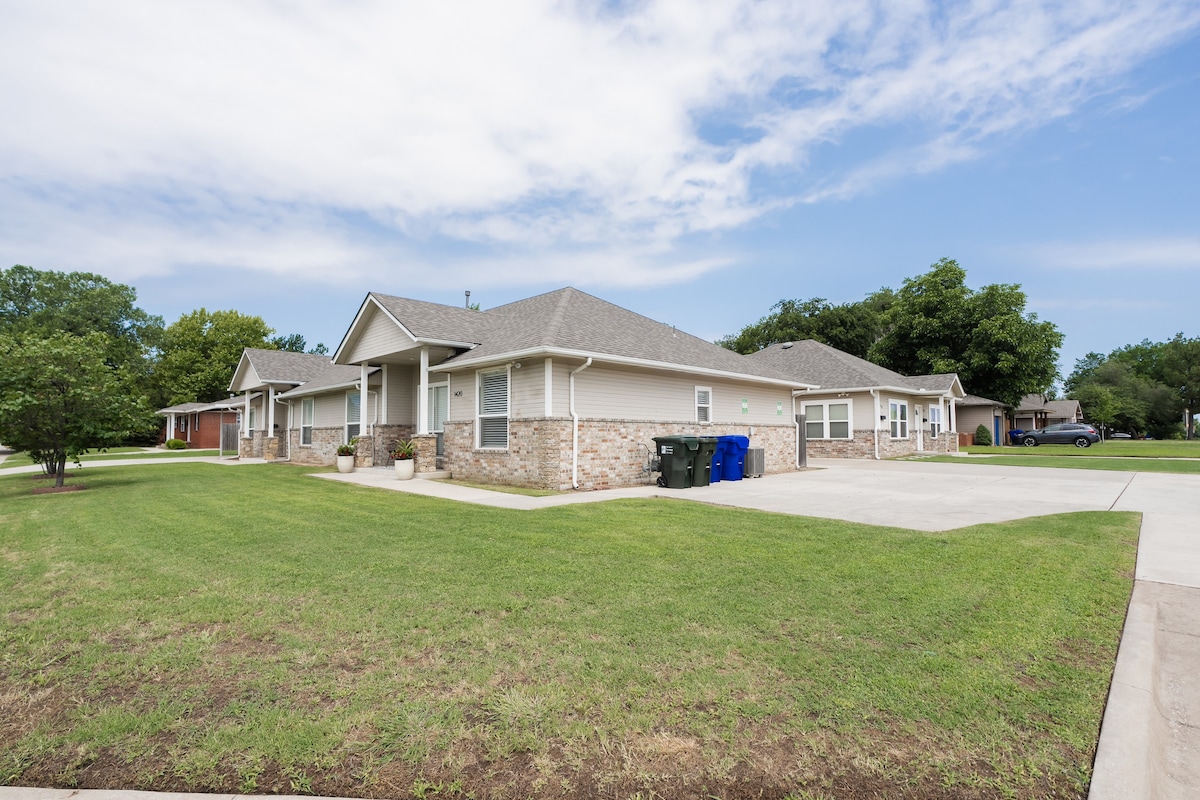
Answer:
[
  {"left": 929, "top": 405, "right": 943, "bottom": 438},
  {"left": 803, "top": 401, "right": 851, "bottom": 439},
  {"left": 889, "top": 399, "right": 909, "bottom": 439},
  {"left": 248, "top": 407, "right": 257, "bottom": 432},
  {"left": 695, "top": 386, "right": 712, "bottom": 424},
  {"left": 345, "top": 392, "right": 361, "bottom": 441},
  {"left": 300, "top": 397, "right": 314, "bottom": 446},
  {"left": 478, "top": 369, "right": 509, "bottom": 449}
]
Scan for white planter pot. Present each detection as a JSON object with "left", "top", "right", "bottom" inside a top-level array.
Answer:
[
  {"left": 394, "top": 459, "right": 415, "bottom": 480},
  {"left": 336, "top": 455, "right": 355, "bottom": 473}
]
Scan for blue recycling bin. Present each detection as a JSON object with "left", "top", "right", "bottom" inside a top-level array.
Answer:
[
  {"left": 717, "top": 435, "right": 750, "bottom": 481},
  {"left": 1007, "top": 429, "right": 1025, "bottom": 445},
  {"left": 710, "top": 437, "right": 728, "bottom": 483}
]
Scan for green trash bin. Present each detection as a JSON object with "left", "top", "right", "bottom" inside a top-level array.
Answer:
[
  {"left": 653, "top": 436, "right": 699, "bottom": 489},
  {"left": 691, "top": 436, "right": 718, "bottom": 487}
]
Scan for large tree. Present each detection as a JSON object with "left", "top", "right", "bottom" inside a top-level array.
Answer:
[
  {"left": 0, "top": 264, "right": 163, "bottom": 390},
  {"left": 1163, "top": 334, "right": 1200, "bottom": 439},
  {"left": 869, "top": 259, "right": 1062, "bottom": 407},
  {"left": 719, "top": 289, "right": 895, "bottom": 359},
  {"left": 1064, "top": 340, "right": 1189, "bottom": 439},
  {"left": 154, "top": 309, "right": 276, "bottom": 407},
  {"left": 0, "top": 332, "right": 156, "bottom": 486}
]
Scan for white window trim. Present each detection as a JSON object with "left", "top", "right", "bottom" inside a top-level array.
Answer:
[
  {"left": 428, "top": 381, "right": 449, "bottom": 434},
  {"left": 248, "top": 406, "right": 257, "bottom": 432},
  {"left": 801, "top": 400, "right": 853, "bottom": 440},
  {"left": 695, "top": 386, "right": 713, "bottom": 424},
  {"left": 345, "top": 391, "right": 361, "bottom": 442},
  {"left": 477, "top": 367, "right": 510, "bottom": 450},
  {"left": 929, "top": 404, "right": 943, "bottom": 438},
  {"left": 889, "top": 398, "right": 909, "bottom": 439},
  {"left": 300, "top": 397, "right": 314, "bottom": 447}
]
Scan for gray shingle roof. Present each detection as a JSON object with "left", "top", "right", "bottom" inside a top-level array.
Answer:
[
  {"left": 371, "top": 287, "right": 804, "bottom": 384},
  {"left": 243, "top": 349, "right": 336, "bottom": 384},
  {"left": 747, "top": 339, "right": 959, "bottom": 393},
  {"left": 960, "top": 393, "right": 1005, "bottom": 407},
  {"left": 277, "top": 364, "right": 379, "bottom": 398}
]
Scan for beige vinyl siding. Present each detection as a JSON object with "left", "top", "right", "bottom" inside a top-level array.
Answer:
[
  {"left": 572, "top": 364, "right": 791, "bottom": 424},
  {"left": 959, "top": 405, "right": 1001, "bottom": 437},
  {"left": 341, "top": 306, "right": 413, "bottom": 364},
  {"left": 551, "top": 359, "right": 573, "bottom": 416},
  {"left": 385, "top": 364, "right": 418, "bottom": 425},
  {"left": 312, "top": 392, "right": 349, "bottom": 428},
  {"left": 511, "top": 363, "right": 545, "bottom": 418},
  {"left": 799, "top": 392, "right": 880, "bottom": 435},
  {"left": 229, "top": 363, "right": 263, "bottom": 393},
  {"left": 449, "top": 372, "right": 476, "bottom": 423}
]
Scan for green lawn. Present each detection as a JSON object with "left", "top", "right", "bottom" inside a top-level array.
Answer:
[
  {"left": 0, "top": 464, "right": 1138, "bottom": 799},
  {"left": 965, "top": 439, "right": 1200, "bottom": 459},
  {"left": 0, "top": 449, "right": 218, "bottom": 468},
  {"left": 921, "top": 454, "right": 1200, "bottom": 474}
]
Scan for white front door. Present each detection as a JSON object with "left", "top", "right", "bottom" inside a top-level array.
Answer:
[{"left": 915, "top": 405, "right": 924, "bottom": 452}]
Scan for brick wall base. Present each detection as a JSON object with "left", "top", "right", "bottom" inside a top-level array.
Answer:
[
  {"left": 445, "top": 417, "right": 801, "bottom": 491},
  {"left": 805, "top": 429, "right": 959, "bottom": 458}
]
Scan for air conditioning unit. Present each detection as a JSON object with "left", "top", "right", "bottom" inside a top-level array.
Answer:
[{"left": 744, "top": 448, "right": 765, "bottom": 478}]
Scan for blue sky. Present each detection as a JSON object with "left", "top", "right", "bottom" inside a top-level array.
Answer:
[{"left": 3, "top": 1, "right": 1198, "bottom": 387}]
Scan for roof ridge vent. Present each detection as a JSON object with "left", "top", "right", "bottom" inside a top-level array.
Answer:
[{"left": 781, "top": 342, "right": 794, "bottom": 349}]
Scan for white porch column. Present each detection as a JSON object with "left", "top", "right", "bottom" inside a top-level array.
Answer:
[
  {"left": 380, "top": 364, "right": 389, "bottom": 424},
  {"left": 243, "top": 392, "right": 251, "bottom": 437},
  {"left": 949, "top": 398, "right": 957, "bottom": 432},
  {"left": 360, "top": 363, "right": 370, "bottom": 435},
  {"left": 267, "top": 386, "right": 276, "bottom": 434},
  {"left": 167, "top": 413, "right": 176, "bottom": 440},
  {"left": 417, "top": 347, "right": 430, "bottom": 435}
]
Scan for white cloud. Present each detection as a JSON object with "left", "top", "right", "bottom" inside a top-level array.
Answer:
[
  {"left": 1, "top": 0, "right": 1197, "bottom": 285},
  {"left": 1027, "top": 238, "right": 1200, "bottom": 271}
]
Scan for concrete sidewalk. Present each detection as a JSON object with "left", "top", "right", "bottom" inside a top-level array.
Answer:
[{"left": 3, "top": 457, "right": 1198, "bottom": 799}]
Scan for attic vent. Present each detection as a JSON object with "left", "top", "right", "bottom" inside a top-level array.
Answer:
[{"left": 781, "top": 342, "right": 794, "bottom": 349}]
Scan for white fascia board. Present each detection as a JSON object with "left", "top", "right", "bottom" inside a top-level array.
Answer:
[
  {"left": 276, "top": 371, "right": 381, "bottom": 400},
  {"left": 439, "top": 347, "right": 817, "bottom": 390},
  {"left": 332, "top": 294, "right": 417, "bottom": 364},
  {"left": 227, "top": 351, "right": 256, "bottom": 392},
  {"left": 794, "top": 385, "right": 952, "bottom": 397}
]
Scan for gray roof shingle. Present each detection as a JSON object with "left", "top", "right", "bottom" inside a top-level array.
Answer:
[
  {"left": 243, "top": 349, "right": 336, "bottom": 384},
  {"left": 747, "top": 339, "right": 959, "bottom": 393}
]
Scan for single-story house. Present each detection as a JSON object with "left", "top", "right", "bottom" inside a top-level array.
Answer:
[
  {"left": 957, "top": 394, "right": 1009, "bottom": 445},
  {"left": 228, "top": 349, "right": 368, "bottom": 460},
  {"left": 1014, "top": 394, "right": 1083, "bottom": 431},
  {"left": 157, "top": 399, "right": 248, "bottom": 449},
  {"left": 745, "top": 339, "right": 964, "bottom": 458},
  {"left": 224, "top": 288, "right": 966, "bottom": 488}
]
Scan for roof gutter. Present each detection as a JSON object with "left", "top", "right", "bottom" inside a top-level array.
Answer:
[
  {"left": 570, "top": 358, "right": 593, "bottom": 489},
  {"left": 440, "top": 347, "right": 816, "bottom": 390}
]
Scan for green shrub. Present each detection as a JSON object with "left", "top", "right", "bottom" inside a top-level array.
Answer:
[
  {"left": 165, "top": 438, "right": 188, "bottom": 450},
  {"left": 974, "top": 424, "right": 993, "bottom": 447}
]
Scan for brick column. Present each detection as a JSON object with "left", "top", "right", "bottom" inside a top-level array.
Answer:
[
  {"left": 354, "top": 434, "right": 375, "bottom": 468},
  {"left": 413, "top": 434, "right": 438, "bottom": 473}
]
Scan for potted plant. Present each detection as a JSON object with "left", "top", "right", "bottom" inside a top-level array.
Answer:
[
  {"left": 390, "top": 439, "right": 416, "bottom": 480},
  {"left": 336, "top": 438, "right": 357, "bottom": 473}
]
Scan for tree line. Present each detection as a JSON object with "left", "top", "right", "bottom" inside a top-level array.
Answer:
[
  {"left": 0, "top": 264, "right": 325, "bottom": 485},
  {"left": 1065, "top": 337, "right": 1200, "bottom": 439},
  {"left": 720, "top": 258, "right": 1062, "bottom": 409}
]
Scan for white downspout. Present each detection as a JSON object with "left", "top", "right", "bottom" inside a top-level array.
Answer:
[
  {"left": 569, "top": 358, "right": 593, "bottom": 489},
  {"left": 282, "top": 400, "right": 293, "bottom": 461},
  {"left": 870, "top": 389, "right": 881, "bottom": 460},
  {"left": 791, "top": 390, "right": 804, "bottom": 468}
]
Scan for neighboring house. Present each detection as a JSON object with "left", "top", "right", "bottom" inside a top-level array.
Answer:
[
  {"left": 1014, "top": 394, "right": 1082, "bottom": 431},
  {"left": 957, "top": 394, "right": 1009, "bottom": 445},
  {"left": 227, "top": 349, "right": 367, "bottom": 460},
  {"left": 230, "top": 288, "right": 818, "bottom": 489},
  {"left": 745, "top": 339, "right": 964, "bottom": 458},
  {"left": 157, "top": 400, "right": 245, "bottom": 449}
]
